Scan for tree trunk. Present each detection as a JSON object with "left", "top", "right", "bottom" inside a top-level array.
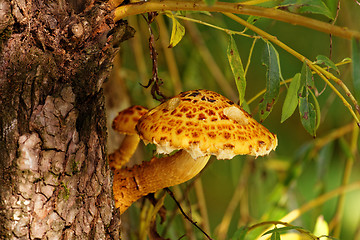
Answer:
[{"left": 0, "top": 0, "right": 134, "bottom": 239}]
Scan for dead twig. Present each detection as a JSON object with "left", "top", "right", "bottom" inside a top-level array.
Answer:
[{"left": 141, "top": 12, "right": 168, "bottom": 102}]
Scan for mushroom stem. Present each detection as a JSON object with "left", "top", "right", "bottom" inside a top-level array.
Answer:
[
  {"left": 113, "top": 150, "right": 211, "bottom": 214},
  {"left": 109, "top": 134, "right": 140, "bottom": 170}
]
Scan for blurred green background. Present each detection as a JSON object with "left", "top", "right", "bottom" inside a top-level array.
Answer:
[{"left": 105, "top": 0, "right": 360, "bottom": 239}]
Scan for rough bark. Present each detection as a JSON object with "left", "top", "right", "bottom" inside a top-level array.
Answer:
[{"left": 0, "top": 0, "right": 134, "bottom": 239}]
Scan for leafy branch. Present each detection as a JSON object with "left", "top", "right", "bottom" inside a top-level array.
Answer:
[
  {"left": 114, "top": 0, "right": 360, "bottom": 128},
  {"left": 247, "top": 59, "right": 353, "bottom": 105},
  {"left": 223, "top": 12, "right": 360, "bottom": 126},
  {"left": 113, "top": 0, "right": 360, "bottom": 40}
]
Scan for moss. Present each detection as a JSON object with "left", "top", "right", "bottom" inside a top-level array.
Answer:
[
  {"left": 60, "top": 182, "right": 70, "bottom": 201},
  {"left": 71, "top": 158, "right": 80, "bottom": 175}
]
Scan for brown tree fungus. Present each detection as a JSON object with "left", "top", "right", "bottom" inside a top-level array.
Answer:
[
  {"left": 109, "top": 105, "right": 148, "bottom": 170},
  {"left": 114, "top": 89, "right": 277, "bottom": 214},
  {"left": 113, "top": 150, "right": 210, "bottom": 213}
]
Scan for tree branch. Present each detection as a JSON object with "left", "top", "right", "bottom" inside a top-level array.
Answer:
[{"left": 114, "top": 0, "right": 360, "bottom": 40}]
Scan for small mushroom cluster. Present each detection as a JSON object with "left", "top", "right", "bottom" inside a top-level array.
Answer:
[
  {"left": 111, "top": 89, "right": 278, "bottom": 214},
  {"left": 109, "top": 105, "right": 148, "bottom": 170}
]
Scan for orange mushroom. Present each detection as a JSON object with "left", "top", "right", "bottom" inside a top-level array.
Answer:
[
  {"left": 113, "top": 90, "right": 277, "bottom": 213},
  {"left": 109, "top": 105, "right": 148, "bottom": 170}
]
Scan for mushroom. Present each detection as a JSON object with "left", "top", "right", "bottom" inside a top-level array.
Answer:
[
  {"left": 109, "top": 105, "right": 148, "bottom": 170},
  {"left": 113, "top": 89, "right": 277, "bottom": 214}
]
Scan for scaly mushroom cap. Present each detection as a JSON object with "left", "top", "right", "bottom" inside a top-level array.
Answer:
[
  {"left": 136, "top": 89, "right": 277, "bottom": 159},
  {"left": 112, "top": 105, "right": 148, "bottom": 135}
]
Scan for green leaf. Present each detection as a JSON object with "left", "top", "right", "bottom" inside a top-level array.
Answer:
[
  {"left": 341, "top": 57, "right": 352, "bottom": 63},
  {"left": 280, "top": 0, "right": 334, "bottom": 19},
  {"left": 271, "top": 231, "right": 280, "bottom": 240},
  {"left": 204, "top": 0, "right": 216, "bottom": 6},
  {"left": 299, "top": 0, "right": 333, "bottom": 19},
  {"left": 167, "top": 14, "right": 185, "bottom": 48},
  {"left": 227, "top": 35, "right": 246, "bottom": 106},
  {"left": 247, "top": 15, "right": 260, "bottom": 24},
  {"left": 241, "top": 100, "right": 251, "bottom": 114},
  {"left": 352, "top": 38, "right": 360, "bottom": 101},
  {"left": 301, "top": 61, "right": 314, "bottom": 90},
  {"left": 242, "top": 15, "right": 261, "bottom": 33},
  {"left": 259, "top": 41, "right": 282, "bottom": 121},
  {"left": 281, "top": 73, "right": 301, "bottom": 123},
  {"left": 299, "top": 96, "right": 317, "bottom": 136},
  {"left": 313, "top": 215, "right": 329, "bottom": 237},
  {"left": 315, "top": 55, "right": 339, "bottom": 74},
  {"left": 264, "top": 226, "right": 306, "bottom": 235},
  {"left": 231, "top": 226, "right": 248, "bottom": 240},
  {"left": 309, "top": 89, "right": 321, "bottom": 130}
]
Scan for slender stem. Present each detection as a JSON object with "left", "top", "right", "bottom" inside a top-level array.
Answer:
[
  {"left": 249, "top": 221, "right": 315, "bottom": 237},
  {"left": 166, "top": 188, "right": 214, "bottom": 240},
  {"left": 127, "top": 16, "right": 156, "bottom": 107},
  {"left": 313, "top": 64, "right": 360, "bottom": 114},
  {"left": 308, "top": 62, "right": 360, "bottom": 124},
  {"left": 331, "top": 121, "right": 359, "bottom": 237},
  {"left": 173, "top": 14, "right": 256, "bottom": 38},
  {"left": 113, "top": 0, "right": 360, "bottom": 40},
  {"left": 247, "top": 79, "right": 292, "bottom": 105},
  {"left": 244, "top": 38, "right": 257, "bottom": 77},
  {"left": 255, "top": 181, "right": 360, "bottom": 240}
]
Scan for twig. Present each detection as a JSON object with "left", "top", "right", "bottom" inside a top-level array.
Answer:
[
  {"left": 157, "top": 15, "right": 183, "bottom": 94},
  {"left": 165, "top": 188, "right": 214, "bottom": 240},
  {"left": 113, "top": 0, "right": 360, "bottom": 40},
  {"left": 141, "top": 12, "right": 169, "bottom": 102},
  {"left": 256, "top": 181, "right": 360, "bottom": 240},
  {"left": 173, "top": 14, "right": 256, "bottom": 38}
]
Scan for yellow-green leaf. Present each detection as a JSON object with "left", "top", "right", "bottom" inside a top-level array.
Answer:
[
  {"left": 227, "top": 35, "right": 246, "bottom": 106},
  {"left": 315, "top": 55, "right": 339, "bottom": 74},
  {"left": 168, "top": 14, "right": 185, "bottom": 48},
  {"left": 281, "top": 73, "right": 301, "bottom": 123},
  {"left": 313, "top": 215, "right": 329, "bottom": 237}
]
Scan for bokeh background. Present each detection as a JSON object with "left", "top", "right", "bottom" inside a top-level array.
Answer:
[{"left": 104, "top": 1, "right": 360, "bottom": 239}]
